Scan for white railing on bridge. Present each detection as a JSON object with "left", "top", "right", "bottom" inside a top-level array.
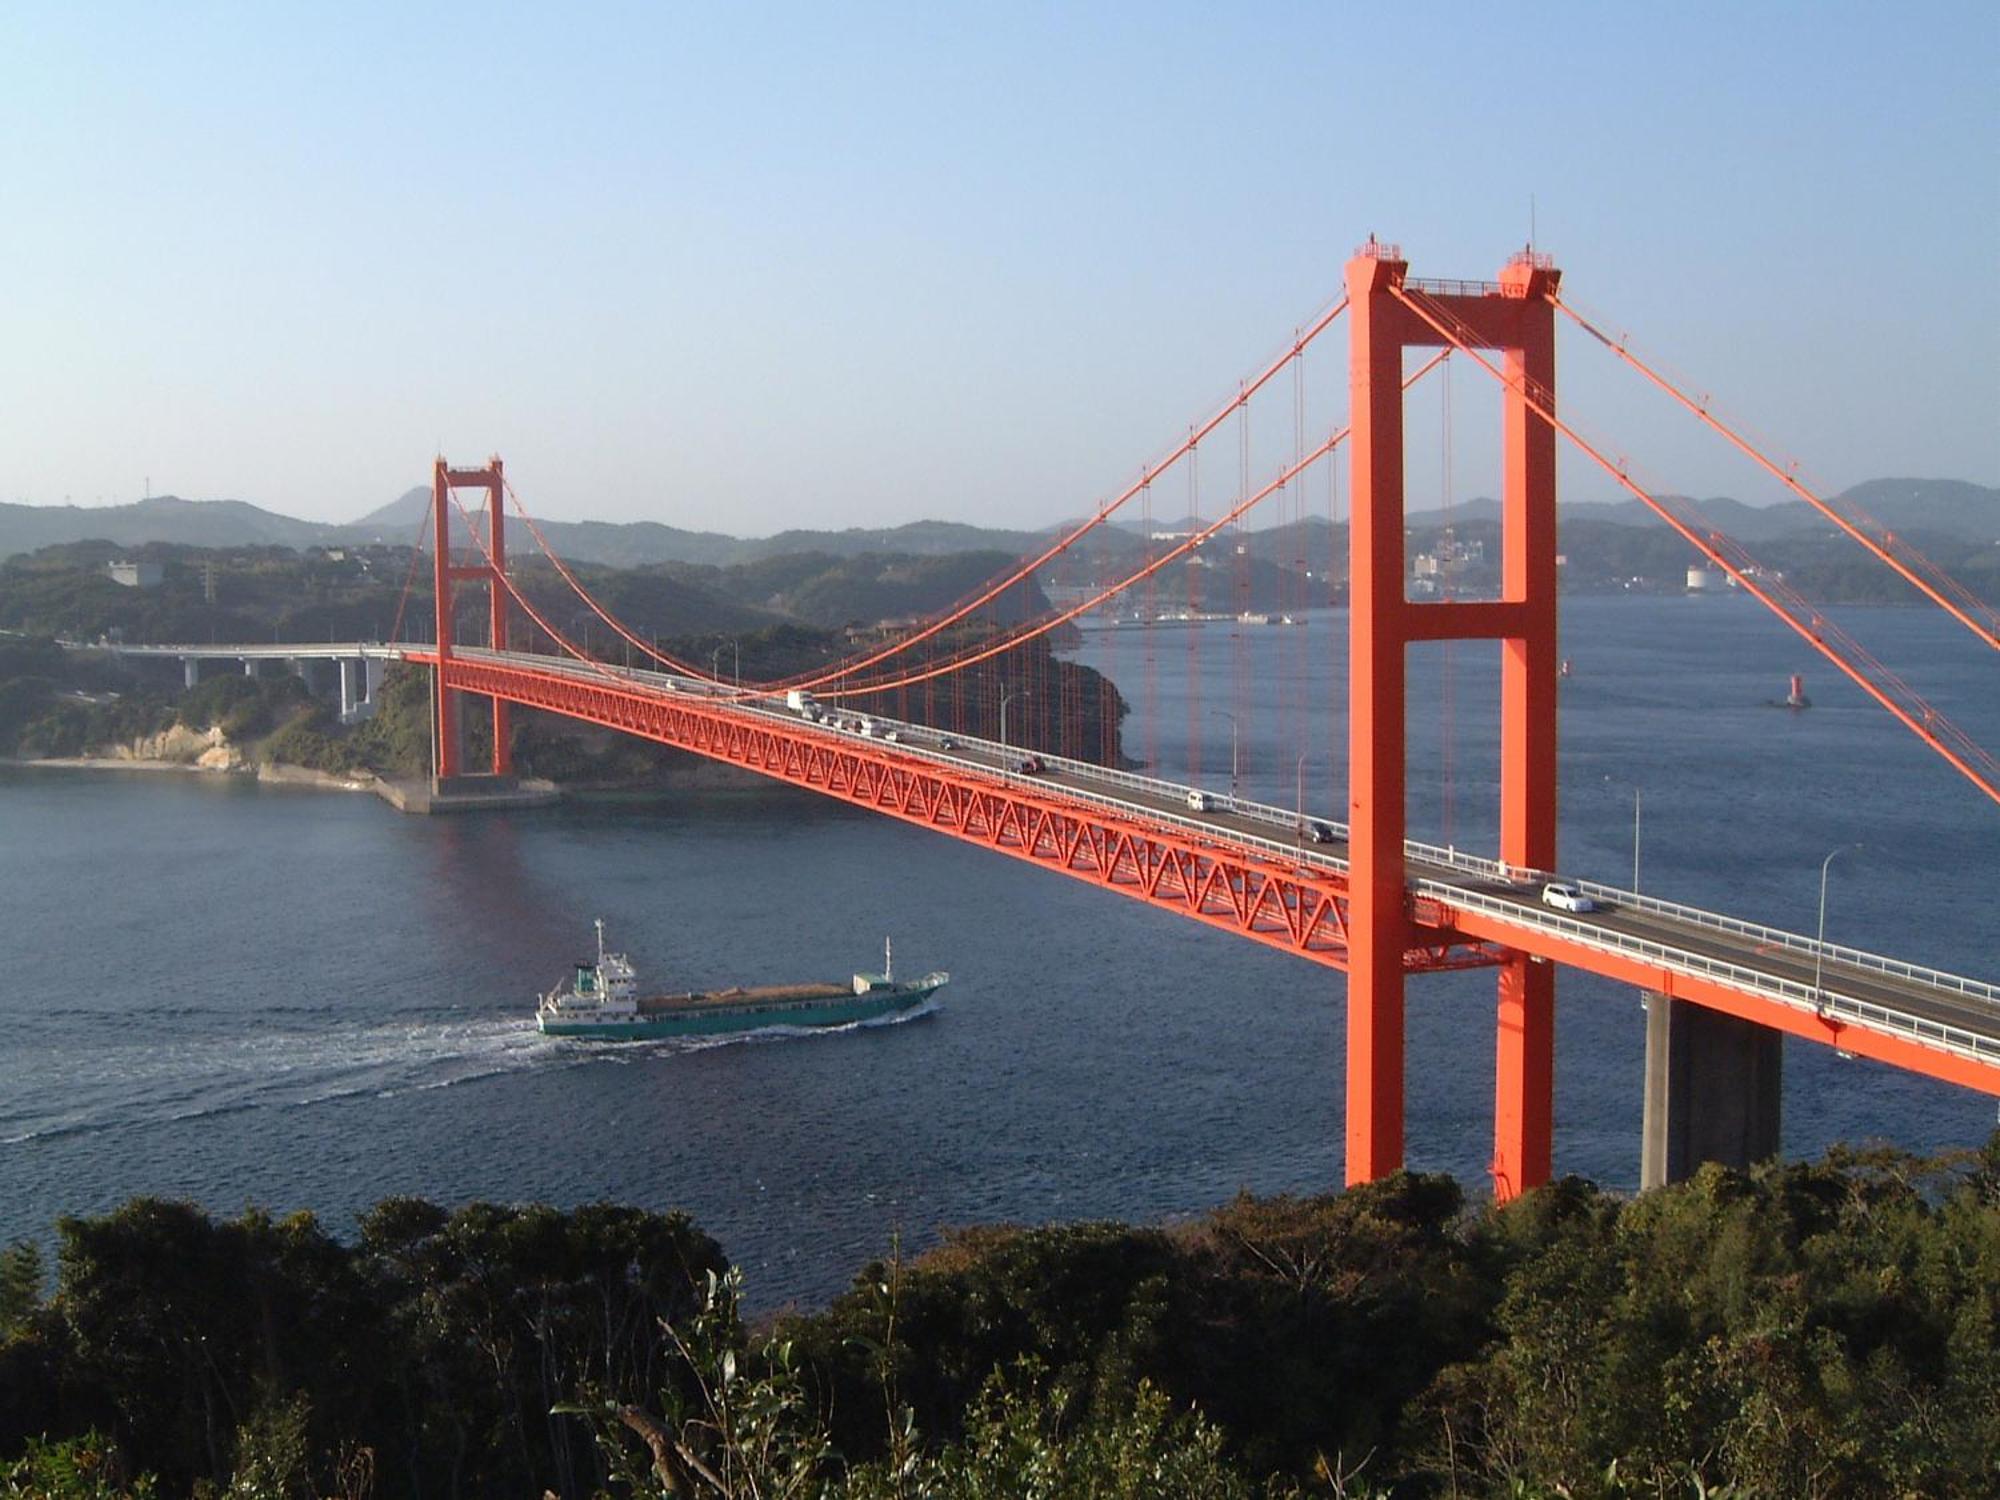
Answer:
[
  {"left": 79, "top": 641, "right": 405, "bottom": 661},
  {"left": 1414, "top": 878, "right": 2000, "bottom": 1070},
  {"left": 1565, "top": 878, "right": 2000, "bottom": 1007}
]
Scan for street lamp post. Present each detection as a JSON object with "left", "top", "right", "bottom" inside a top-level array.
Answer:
[
  {"left": 1813, "top": 843, "right": 1864, "bottom": 1012},
  {"left": 999, "top": 684, "right": 1024, "bottom": 753},
  {"left": 1295, "top": 751, "right": 1314, "bottom": 854},
  {"left": 710, "top": 640, "right": 738, "bottom": 689},
  {"left": 1603, "top": 775, "right": 1642, "bottom": 893},
  {"left": 1210, "top": 709, "right": 1239, "bottom": 797}
]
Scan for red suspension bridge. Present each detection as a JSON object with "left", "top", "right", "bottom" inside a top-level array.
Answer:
[{"left": 128, "top": 244, "right": 2000, "bottom": 1196}]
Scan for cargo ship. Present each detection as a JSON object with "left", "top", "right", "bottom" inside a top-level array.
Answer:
[{"left": 535, "top": 921, "right": 948, "bottom": 1040}]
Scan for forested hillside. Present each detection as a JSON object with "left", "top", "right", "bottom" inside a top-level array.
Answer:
[{"left": 0, "top": 543, "right": 1125, "bottom": 776}]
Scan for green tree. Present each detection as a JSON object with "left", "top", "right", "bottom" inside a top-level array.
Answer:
[
  {"left": 0, "top": 1243, "right": 43, "bottom": 1337},
  {"left": 355, "top": 1197, "right": 729, "bottom": 1498}
]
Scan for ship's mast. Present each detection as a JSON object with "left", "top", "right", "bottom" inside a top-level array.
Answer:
[
  {"left": 885, "top": 935, "right": 893, "bottom": 982},
  {"left": 595, "top": 917, "right": 606, "bottom": 970}
]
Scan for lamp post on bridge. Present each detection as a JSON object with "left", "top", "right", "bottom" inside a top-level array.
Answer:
[
  {"left": 1295, "top": 751, "right": 1316, "bottom": 858},
  {"left": 1210, "top": 709, "right": 1239, "bottom": 797},
  {"left": 999, "top": 684, "right": 1027, "bottom": 758},
  {"left": 1603, "top": 775, "right": 1642, "bottom": 893},
  {"left": 1813, "top": 842, "right": 1864, "bottom": 1014},
  {"left": 710, "top": 639, "right": 739, "bottom": 691}
]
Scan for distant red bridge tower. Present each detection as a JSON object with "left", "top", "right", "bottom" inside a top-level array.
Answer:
[{"left": 431, "top": 456, "right": 512, "bottom": 781}]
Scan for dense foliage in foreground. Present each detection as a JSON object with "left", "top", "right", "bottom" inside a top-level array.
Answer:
[{"left": 3, "top": 1139, "right": 1996, "bottom": 1497}]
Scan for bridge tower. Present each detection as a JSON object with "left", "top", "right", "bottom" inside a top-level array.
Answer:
[
  {"left": 1345, "top": 244, "right": 1561, "bottom": 1200},
  {"left": 431, "top": 456, "right": 512, "bottom": 782}
]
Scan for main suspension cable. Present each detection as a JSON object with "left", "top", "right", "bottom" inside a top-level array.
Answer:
[
  {"left": 1552, "top": 294, "right": 2000, "bottom": 653},
  {"left": 813, "top": 352, "right": 1452, "bottom": 702},
  {"left": 1392, "top": 284, "right": 1999, "bottom": 808},
  {"left": 387, "top": 486, "right": 438, "bottom": 644},
  {"left": 764, "top": 295, "right": 1352, "bottom": 695},
  {"left": 485, "top": 294, "right": 1350, "bottom": 700},
  {"left": 443, "top": 490, "right": 631, "bottom": 688},
  {"left": 498, "top": 478, "right": 718, "bottom": 681}
]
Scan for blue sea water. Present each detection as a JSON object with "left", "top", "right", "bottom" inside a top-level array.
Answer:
[{"left": 1, "top": 596, "right": 1994, "bottom": 1307}]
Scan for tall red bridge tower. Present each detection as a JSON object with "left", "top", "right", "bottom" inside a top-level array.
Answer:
[
  {"left": 1346, "top": 243, "right": 1562, "bottom": 1199},
  {"left": 431, "top": 456, "right": 512, "bottom": 781}
]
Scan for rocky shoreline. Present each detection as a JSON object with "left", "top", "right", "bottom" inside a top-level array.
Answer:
[
  {"left": 8, "top": 753, "right": 370, "bottom": 790},
  {"left": 5, "top": 746, "right": 771, "bottom": 807}
]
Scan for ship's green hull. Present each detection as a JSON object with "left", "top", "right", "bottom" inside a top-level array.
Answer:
[{"left": 538, "top": 978, "right": 944, "bottom": 1040}]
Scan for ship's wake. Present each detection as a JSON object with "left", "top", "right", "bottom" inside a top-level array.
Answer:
[
  {"left": 0, "top": 1017, "right": 572, "bottom": 1147},
  {"left": 2, "top": 998, "right": 948, "bottom": 1147}
]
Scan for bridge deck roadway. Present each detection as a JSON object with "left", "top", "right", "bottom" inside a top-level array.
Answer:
[
  {"left": 936, "top": 743, "right": 1999, "bottom": 1090},
  {"left": 102, "top": 640, "right": 2000, "bottom": 1094}
]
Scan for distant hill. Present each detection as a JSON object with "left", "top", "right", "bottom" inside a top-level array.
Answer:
[
  {"left": 5, "top": 477, "right": 1993, "bottom": 566},
  {"left": 338, "top": 506, "right": 1044, "bottom": 570},
  {"left": 1403, "top": 479, "right": 1998, "bottom": 545},
  {"left": 0, "top": 495, "right": 330, "bottom": 556},
  {"left": 751, "top": 520, "right": 1048, "bottom": 562},
  {"left": 1829, "top": 478, "right": 2000, "bottom": 543},
  {"left": 344, "top": 486, "right": 433, "bottom": 533}
]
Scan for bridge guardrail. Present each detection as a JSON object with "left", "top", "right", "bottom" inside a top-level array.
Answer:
[
  {"left": 1419, "top": 879, "right": 2000, "bottom": 1067},
  {"left": 82, "top": 641, "right": 409, "bottom": 660},
  {"left": 1567, "top": 878, "right": 2000, "bottom": 1006}
]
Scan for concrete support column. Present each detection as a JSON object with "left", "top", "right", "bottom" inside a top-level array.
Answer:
[
  {"left": 241, "top": 658, "right": 257, "bottom": 677},
  {"left": 338, "top": 658, "right": 361, "bottom": 720},
  {"left": 364, "top": 658, "right": 385, "bottom": 706},
  {"left": 183, "top": 658, "right": 201, "bottom": 689},
  {"left": 1640, "top": 991, "right": 1783, "bottom": 1189},
  {"left": 435, "top": 676, "right": 466, "bottom": 785}
]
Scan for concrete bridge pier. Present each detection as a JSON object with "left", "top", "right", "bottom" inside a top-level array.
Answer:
[
  {"left": 439, "top": 677, "right": 465, "bottom": 777},
  {"left": 183, "top": 658, "right": 201, "bottom": 689},
  {"left": 336, "top": 656, "right": 384, "bottom": 723},
  {"left": 1640, "top": 991, "right": 1783, "bottom": 1189}
]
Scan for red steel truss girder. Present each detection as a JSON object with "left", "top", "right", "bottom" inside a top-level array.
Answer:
[
  {"left": 418, "top": 654, "right": 1504, "bottom": 975},
  {"left": 409, "top": 654, "right": 1996, "bottom": 1094}
]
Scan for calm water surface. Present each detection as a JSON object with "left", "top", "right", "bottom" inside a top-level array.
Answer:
[{"left": 2, "top": 597, "right": 1994, "bottom": 1306}]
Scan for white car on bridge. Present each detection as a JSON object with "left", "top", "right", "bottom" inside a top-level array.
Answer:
[{"left": 1540, "top": 881, "right": 1596, "bottom": 914}]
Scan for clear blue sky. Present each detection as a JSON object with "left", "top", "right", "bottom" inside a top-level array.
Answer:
[{"left": 2, "top": 2, "right": 1993, "bottom": 532}]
